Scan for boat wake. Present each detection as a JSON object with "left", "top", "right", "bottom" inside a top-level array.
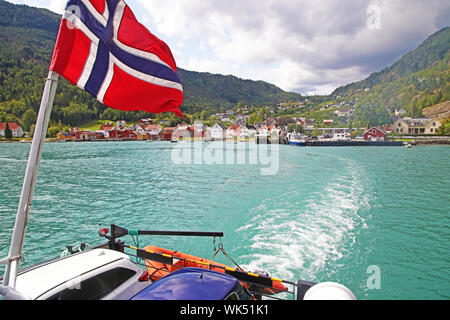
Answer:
[{"left": 237, "top": 164, "right": 370, "bottom": 282}]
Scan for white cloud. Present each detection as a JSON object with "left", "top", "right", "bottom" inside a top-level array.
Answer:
[
  {"left": 135, "top": 0, "right": 449, "bottom": 95},
  {"left": 7, "top": 0, "right": 450, "bottom": 95}
]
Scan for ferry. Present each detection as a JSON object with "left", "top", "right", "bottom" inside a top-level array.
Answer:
[{"left": 287, "top": 132, "right": 307, "bottom": 146}]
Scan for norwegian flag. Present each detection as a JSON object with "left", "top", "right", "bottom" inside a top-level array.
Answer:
[{"left": 50, "top": 0, "right": 184, "bottom": 117}]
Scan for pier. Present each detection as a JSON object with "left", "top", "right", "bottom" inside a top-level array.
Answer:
[{"left": 305, "top": 141, "right": 403, "bottom": 147}]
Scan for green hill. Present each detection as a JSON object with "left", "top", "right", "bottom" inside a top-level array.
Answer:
[
  {"left": 330, "top": 27, "right": 450, "bottom": 127},
  {"left": 0, "top": 0, "right": 301, "bottom": 129}
]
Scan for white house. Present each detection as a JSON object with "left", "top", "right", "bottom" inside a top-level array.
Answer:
[
  {"left": 116, "top": 120, "right": 127, "bottom": 128},
  {"left": 210, "top": 123, "right": 227, "bottom": 140},
  {"left": 0, "top": 123, "right": 23, "bottom": 138},
  {"left": 240, "top": 124, "right": 257, "bottom": 139},
  {"left": 128, "top": 124, "right": 146, "bottom": 135}
]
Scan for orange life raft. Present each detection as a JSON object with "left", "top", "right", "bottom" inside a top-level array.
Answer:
[{"left": 143, "top": 245, "right": 287, "bottom": 295}]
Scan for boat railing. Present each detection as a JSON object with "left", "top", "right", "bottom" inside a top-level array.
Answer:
[
  {"left": 122, "top": 244, "right": 298, "bottom": 300},
  {"left": 102, "top": 224, "right": 305, "bottom": 300}
]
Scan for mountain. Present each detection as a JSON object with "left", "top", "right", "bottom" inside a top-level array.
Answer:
[
  {"left": 0, "top": 0, "right": 301, "bottom": 128},
  {"left": 423, "top": 101, "right": 450, "bottom": 120},
  {"left": 178, "top": 68, "right": 301, "bottom": 113},
  {"left": 330, "top": 27, "right": 449, "bottom": 126}
]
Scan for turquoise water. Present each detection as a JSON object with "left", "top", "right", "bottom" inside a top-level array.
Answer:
[{"left": 0, "top": 141, "right": 449, "bottom": 300}]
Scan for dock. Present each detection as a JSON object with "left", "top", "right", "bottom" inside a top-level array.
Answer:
[{"left": 306, "top": 141, "right": 404, "bottom": 147}]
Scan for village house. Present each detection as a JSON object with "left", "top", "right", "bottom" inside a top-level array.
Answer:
[
  {"left": 210, "top": 123, "right": 227, "bottom": 140},
  {"left": 0, "top": 122, "right": 24, "bottom": 138},
  {"left": 70, "top": 127, "right": 81, "bottom": 140},
  {"left": 257, "top": 124, "right": 281, "bottom": 138},
  {"left": 144, "top": 125, "right": 161, "bottom": 140},
  {"left": 173, "top": 124, "right": 195, "bottom": 140},
  {"left": 98, "top": 123, "right": 115, "bottom": 139},
  {"left": 159, "top": 127, "right": 176, "bottom": 141},
  {"left": 227, "top": 124, "right": 243, "bottom": 139},
  {"left": 116, "top": 120, "right": 127, "bottom": 128},
  {"left": 240, "top": 124, "right": 257, "bottom": 139},
  {"left": 56, "top": 132, "right": 75, "bottom": 141},
  {"left": 134, "top": 131, "right": 148, "bottom": 141},
  {"left": 193, "top": 122, "right": 207, "bottom": 138},
  {"left": 394, "top": 109, "right": 407, "bottom": 117},
  {"left": 128, "top": 124, "right": 147, "bottom": 137},
  {"left": 334, "top": 109, "right": 354, "bottom": 118},
  {"left": 138, "top": 118, "right": 153, "bottom": 126},
  {"left": 323, "top": 119, "right": 334, "bottom": 126},
  {"left": 363, "top": 127, "right": 387, "bottom": 142},
  {"left": 393, "top": 117, "right": 441, "bottom": 134},
  {"left": 235, "top": 114, "right": 249, "bottom": 124},
  {"left": 218, "top": 115, "right": 231, "bottom": 123},
  {"left": 80, "top": 131, "right": 104, "bottom": 141}
]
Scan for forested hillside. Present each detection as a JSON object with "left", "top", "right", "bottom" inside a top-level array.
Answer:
[
  {"left": 331, "top": 27, "right": 449, "bottom": 126},
  {"left": 0, "top": 0, "right": 301, "bottom": 130}
]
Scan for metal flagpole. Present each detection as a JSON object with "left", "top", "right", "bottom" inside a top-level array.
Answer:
[{"left": 2, "top": 71, "right": 59, "bottom": 288}]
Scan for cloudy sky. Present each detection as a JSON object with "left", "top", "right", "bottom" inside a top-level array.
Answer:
[{"left": 7, "top": 0, "right": 450, "bottom": 95}]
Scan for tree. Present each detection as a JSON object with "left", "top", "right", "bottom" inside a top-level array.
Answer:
[
  {"left": 312, "top": 128, "right": 322, "bottom": 137},
  {"left": 21, "top": 109, "right": 37, "bottom": 131},
  {"left": 46, "top": 126, "right": 59, "bottom": 138},
  {"left": 436, "top": 119, "right": 449, "bottom": 135},
  {"left": 287, "top": 123, "right": 304, "bottom": 133},
  {"left": 5, "top": 122, "right": 13, "bottom": 139}
]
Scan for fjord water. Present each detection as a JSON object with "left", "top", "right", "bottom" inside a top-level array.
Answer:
[{"left": 0, "top": 142, "right": 448, "bottom": 300}]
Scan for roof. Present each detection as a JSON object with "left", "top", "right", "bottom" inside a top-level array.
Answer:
[
  {"left": 0, "top": 122, "right": 21, "bottom": 131},
  {"left": 15, "top": 249, "right": 130, "bottom": 300},
  {"left": 58, "top": 132, "right": 73, "bottom": 137},
  {"left": 131, "top": 268, "right": 239, "bottom": 300},
  {"left": 228, "top": 124, "right": 242, "bottom": 130},
  {"left": 363, "top": 127, "right": 387, "bottom": 135},
  {"left": 81, "top": 131, "right": 98, "bottom": 136},
  {"left": 213, "top": 123, "right": 227, "bottom": 130},
  {"left": 100, "top": 126, "right": 115, "bottom": 131},
  {"left": 399, "top": 117, "right": 431, "bottom": 127},
  {"left": 145, "top": 125, "right": 161, "bottom": 131}
]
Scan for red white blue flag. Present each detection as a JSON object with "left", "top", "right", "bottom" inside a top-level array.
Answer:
[{"left": 50, "top": 0, "right": 184, "bottom": 117}]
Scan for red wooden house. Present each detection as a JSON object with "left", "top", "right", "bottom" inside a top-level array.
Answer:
[
  {"left": 160, "top": 127, "right": 176, "bottom": 140},
  {"left": 363, "top": 127, "right": 387, "bottom": 142}
]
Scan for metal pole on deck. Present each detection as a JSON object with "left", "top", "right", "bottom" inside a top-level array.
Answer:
[{"left": 2, "top": 71, "right": 59, "bottom": 288}]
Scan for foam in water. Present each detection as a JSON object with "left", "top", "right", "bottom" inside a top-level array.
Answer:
[{"left": 237, "top": 169, "right": 369, "bottom": 283}]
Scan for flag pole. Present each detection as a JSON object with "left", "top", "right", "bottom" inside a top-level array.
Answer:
[{"left": 2, "top": 71, "right": 59, "bottom": 288}]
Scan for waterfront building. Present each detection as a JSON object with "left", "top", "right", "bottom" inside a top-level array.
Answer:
[
  {"left": 227, "top": 124, "right": 244, "bottom": 139},
  {"left": 393, "top": 117, "right": 441, "bottom": 134},
  {"left": 210, "top": 123, "right": 227, "bottom": 140},
  {"left": 0, "top": 122, "right": 23, "bottom": 138},
  {"left": 144, "top": 125, "right": 162, "bottom": 140},
  {"left": 138, "top": 118, "right": 153, "bottom": 126},
  {"left": 363, "top": 127, "right": 387, "bottom": 142},
  {"left": 241, "top": 125, "right": 257, "bottom": 139},
  {"left": 56, "top": 132, "right": 75, "bottom": 141},
  {"left": 159, "top": 127, "right": 176, "bottom": 141}
]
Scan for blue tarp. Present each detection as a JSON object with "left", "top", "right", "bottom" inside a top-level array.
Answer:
[{"left": 131, "top": 268, "right": 239, "bottom": 300}]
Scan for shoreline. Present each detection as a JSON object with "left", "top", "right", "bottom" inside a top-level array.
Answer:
[{"left": 2, "top": 139, "right": 449, "bottom": 145}]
